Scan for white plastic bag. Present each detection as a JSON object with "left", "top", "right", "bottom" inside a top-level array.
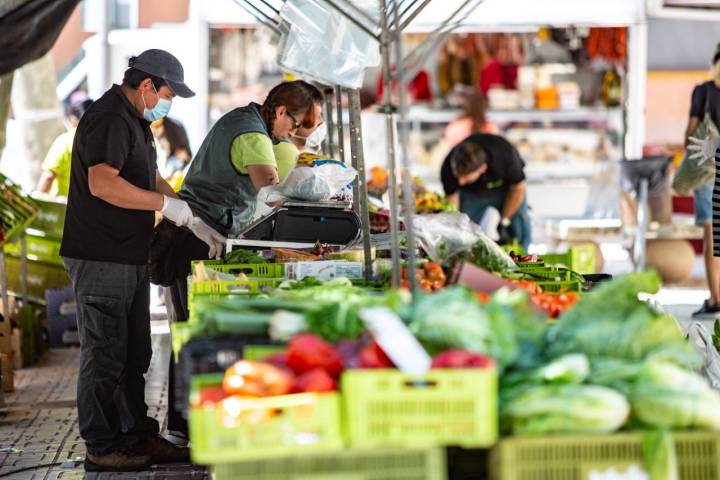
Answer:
[
  {"left": 258, "top": 164, "right": 358, "bottom": 205},
  {"left": 412, "top": 212, "right": 517, "bottom": 271},
  {"left": 278, "top": 0, "right": 380, "bottom": 88},
  {"left": 688, "top": 321, "right": 720, "bottom": 390}
]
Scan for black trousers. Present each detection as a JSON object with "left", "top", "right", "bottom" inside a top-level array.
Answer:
[{"left": 63, "top": 258, "right": 159, "bottom": 455}]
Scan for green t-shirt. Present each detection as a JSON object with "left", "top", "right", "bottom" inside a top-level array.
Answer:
[
  {"left": 230, "top": 132, "right": 277, "bottom": 174},
  {"left": 41, "top": 129, "right": 75, "bottom": 197},
  {"left": 273, "top": 141, "right": 299, "bottom": 182}
]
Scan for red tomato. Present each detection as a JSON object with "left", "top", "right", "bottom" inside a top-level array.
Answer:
[
  {"left": 292, "top": 369, "right": 337, "bottom": 393},
  {"left": 193, "top": 386, "right": 227, "bottom": 409}
]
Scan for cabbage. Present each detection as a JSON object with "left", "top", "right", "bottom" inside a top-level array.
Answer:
[
  {"left": 630, "top": 360, "right": 720, "bottom": 430},
  {"left": 503, "top": 384, "right": 629, "bottom": 434}
]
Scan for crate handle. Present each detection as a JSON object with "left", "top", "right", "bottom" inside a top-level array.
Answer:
[
  {"left": 228, "top": 267, "right": 254, "bottom": 275},
  {"left": 403, "top": 379, "right": 438, "bottom": 389}
]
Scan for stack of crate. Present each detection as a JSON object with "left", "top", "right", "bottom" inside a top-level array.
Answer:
[{"left": 3, "top": 195, "right": 70, "bottom": 302}]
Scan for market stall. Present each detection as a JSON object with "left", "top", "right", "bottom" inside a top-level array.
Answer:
[{"left": 166, "top": 1, "right": 720, "bottom": 479}]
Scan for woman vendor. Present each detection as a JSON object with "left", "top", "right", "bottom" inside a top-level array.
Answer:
[{"left": 153, "top": 79, "right": 323, "bottom": 442}]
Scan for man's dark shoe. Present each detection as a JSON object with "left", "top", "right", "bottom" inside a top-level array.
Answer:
[
  {"left": 85, "top": 449, "right": 152, "bottom": 472},
  {"left": 692, "top": 300, "right": 720, "bottom": 318},
  {"left": 165, "top": 429, "right": 189, "bottom": 447},
  {"left": 141, "top": 434, "right": 191, "bottom": 463}
]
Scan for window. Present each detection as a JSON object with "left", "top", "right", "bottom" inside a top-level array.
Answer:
[{"left": 82, "top": 0, "right": 138, "bottom": 31}]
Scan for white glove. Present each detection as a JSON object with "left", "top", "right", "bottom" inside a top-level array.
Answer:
[
  {"left": 161, "top": 195, "right": 194, "bottom": 228},
  {"left": 190, "top": 218, "right": 227, "bottom": 260},
  {"left": 688, "top": 130, "right": 720, "bottom": 164}
]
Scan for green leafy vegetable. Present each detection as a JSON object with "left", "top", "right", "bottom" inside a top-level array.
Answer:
[
  {"left": 409, "top": 286, "right": 542, "bottom": 368},
  {"left": 547, "top": 271, "right": 701, "bottom": 369},
  {"left": 630, "top": 360, "right": 720, "bottom": 430},
  {"left": 502, "top": 384, "right": 629, "bottom": 434},
  {"left": 223, "top": 248, "right": 268, "bottom": 264}
]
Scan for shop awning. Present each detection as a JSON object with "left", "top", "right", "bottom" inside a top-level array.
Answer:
[{"left": 0, "top": 0, "right": 81, "bottom": 75}]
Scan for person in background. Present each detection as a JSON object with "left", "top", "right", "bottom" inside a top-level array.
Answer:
[
  {"left": 273, "top": 85, "right": 325, "bottom": 182},
  {"left": 443, "top": 87, "right": 499, "bottom": 147},
  {"left": 159, "top": 118, "right": 192, "bottom": 179},
  {"left": 686, "top": 43, "right": 720, "bottom": 318},
  {"left": 35, "top": 99, "right": 93, "bottom": 197},
  {"left": 441, "top": 133, "right": 531, "bottom": 250},
  {"left": 60, "top": 49, "right": 195, "bottom": 472}
]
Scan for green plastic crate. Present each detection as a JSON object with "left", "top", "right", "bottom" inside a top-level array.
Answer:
[
  {"left": 540, "top": 244, "right": 596, "bottom": 274},
  {"left": 4, "top": 230, "right": 63, "bottom": 266},
  {"left": 242, "top": 345, "right": 286, "bottom": 361},
  {"left": 489, "top": 431, "right": 720, "bottom": 480},
  {"left": 190, "top": 277, "right": 284, "bottom": 300},
  {"left": 4, "top": 256, "right": 70, "bottom": 302},
  {"left": 535, "top": 280, "right": 583, "bottom": 293},
  {"left": 192, "top": 260, "right": 284, "bottom": 277},
  {"left": 212, "top": 447, "right": 447, "bottom": 480},
  {"left": 0, "top": 174, "right": 38, "bottom": 243},
  {"left": 342, "top": 369, "right": 497, "bottom": 449},
  {"left": 28, "top": 195, "right": 66, "bottom": 238},
  {"left": 189, "top": 373, "right": 344, "bottom": 464}
]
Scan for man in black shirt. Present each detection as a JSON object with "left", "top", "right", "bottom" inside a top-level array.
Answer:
[
  {"left": 441, "top": 133, "right": 531, "bottom": 249},
  {"left": 60, "top": 50, "right": 196, "bottom": 472}
]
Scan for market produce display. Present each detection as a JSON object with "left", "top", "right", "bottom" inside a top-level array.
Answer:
[
  {"left": 179, "top": 203, "right": 720, "bottom": 479},
  {"left": 500, "top": 271, "right": 720, "bottom": 435}
]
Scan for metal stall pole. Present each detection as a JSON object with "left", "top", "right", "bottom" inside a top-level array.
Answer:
[
  {"left": 323, "top": 87, "right": 337, "bottom": 158},
  {"left": 392, "top": 0, "right": 418, "bottom": 294},
  {"left": 379, "top": 0, "right": 401, "bottom": 288},
  {"left": 19, "top": 233, "right": 28, "bottom": 303},
  {"left": 0, "top": 251, "right": 9, "bottom": 326},
  {"left": 348, "top": 89, "right": 373, "bottom": 280},
  {"left": 633, "top": 178, "right": 649, "bottom": 271},
  {"left": 335, "top": 86, "right": 346, "bottom": 163}
]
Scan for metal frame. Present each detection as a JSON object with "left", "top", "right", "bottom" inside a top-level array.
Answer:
[
  {"left": 315, "top": 0, "right": 482, "bottom": 294},
  {"left": 226, "top": 0, "right": 483, "bottom": 293}
]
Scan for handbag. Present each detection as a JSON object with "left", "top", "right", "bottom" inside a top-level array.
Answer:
[
  {"left": 148, "top": 219, "right": 209, "bottom": 286},
  {"left": 673, "top": 86, "right": 719, "bottom": 195}
]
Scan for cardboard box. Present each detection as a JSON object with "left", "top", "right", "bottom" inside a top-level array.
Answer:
[
  {"left": 11, "top": 328, "right": 21, "bottom": 370},
  {"left": 284, "top": 261, "right": 363, "bottom": 281},
  {"left": 1, "top": 352, "right": 13, "bottom": 392}
]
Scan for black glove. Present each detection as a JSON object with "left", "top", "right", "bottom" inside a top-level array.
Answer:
[{"left": 497, "top": 222, "right": 512, "bottom": 245}]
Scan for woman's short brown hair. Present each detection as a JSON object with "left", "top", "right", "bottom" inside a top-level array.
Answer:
[{"left": 261, "top": 80, "right": 323, "bottom": 134}]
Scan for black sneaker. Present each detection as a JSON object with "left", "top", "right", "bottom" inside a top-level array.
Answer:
[{"left": 692, "top": 300, "right": 720, "bottom": 318}]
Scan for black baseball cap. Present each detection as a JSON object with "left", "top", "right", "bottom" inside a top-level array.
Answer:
[{"left": 128, "top": 49, "right": 195, "bottom": 98}]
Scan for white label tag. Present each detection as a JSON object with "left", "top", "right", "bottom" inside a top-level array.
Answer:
[{"left": 359, "top": 307, "right": 432, "bottom": 376}]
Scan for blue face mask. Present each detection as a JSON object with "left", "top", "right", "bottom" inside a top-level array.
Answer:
[{"left": 142, "top": 84, "right": 172, "bottom": 122}]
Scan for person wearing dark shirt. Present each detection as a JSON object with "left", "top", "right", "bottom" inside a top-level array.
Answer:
[
  {"left": 686, "top": 43, "right": 720, "bottom": 318},
  {"left": 60, "top": 50, "right": 195, "bottom": 472},
  {"left": 441, "top": 133, "right": 530, "bottom": 249}
]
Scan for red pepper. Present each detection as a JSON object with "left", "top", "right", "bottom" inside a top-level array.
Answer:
[
  {"left": 292, "top": 368, "right": 337, "bottom": 393},
  {"left": 431, "top": 349, "right": 495, "bottom": 369},
  {"left": 286, "top": 334, "right": 344, "bottom": 378},
  {"left": 358, "top": 341, "right": 395, "bottom": 368}
]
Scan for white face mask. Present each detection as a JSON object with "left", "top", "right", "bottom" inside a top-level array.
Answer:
[{"left": 295, "top": 123, "right": 327, "bottom": 151}]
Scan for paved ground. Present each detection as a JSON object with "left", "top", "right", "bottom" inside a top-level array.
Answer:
[{"left": 0, "top": 327, "right": 208, "bottom": 480}]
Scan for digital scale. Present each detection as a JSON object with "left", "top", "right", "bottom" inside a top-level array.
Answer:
[{"left": 234, "top": 201, "right": 362, "bottom": 248}]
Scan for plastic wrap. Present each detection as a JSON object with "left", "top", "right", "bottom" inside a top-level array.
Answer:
[
  {"left": 278, "top": 0, "right": 380, "bottom": 88},
  {"left": 258, "top": 164, "right": 358, "bottom": 205},
  {"left": 688, "top": 322, "right": 720, "bottom": 391},
  {"left": 412, "top": 212, "right": 517, "bottom": 271}
]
